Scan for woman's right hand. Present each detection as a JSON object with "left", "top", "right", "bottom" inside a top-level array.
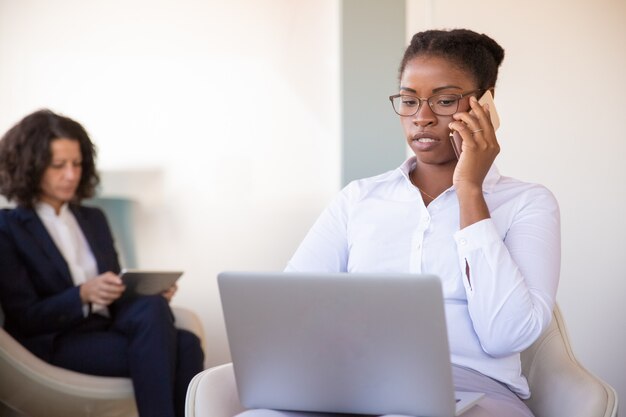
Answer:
[{"left": 79, "top": 272, "right": 126, "bottom": 306}]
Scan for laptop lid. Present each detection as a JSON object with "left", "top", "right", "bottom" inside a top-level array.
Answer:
[{"left": 219, "top": 272, "right": 478, "bottom": 417}]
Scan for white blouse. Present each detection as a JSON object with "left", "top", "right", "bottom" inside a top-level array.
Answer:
[{"left": 286, "top": 157, "right": 561, "bottom": 398}]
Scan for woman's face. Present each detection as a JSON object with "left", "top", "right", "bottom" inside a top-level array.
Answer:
[
  {"left": 398, "top": 55, "right": 478, "bottom": 166},
  {"left": 39, "top": 138, "right": 82, "bottom": 210}
]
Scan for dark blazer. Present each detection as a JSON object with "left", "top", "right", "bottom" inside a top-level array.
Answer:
[{"left": 0, "top": 204, "right": 120, "bottom": 361}]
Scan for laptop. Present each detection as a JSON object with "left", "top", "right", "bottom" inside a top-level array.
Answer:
[{"left": 218, "top": 272, "right": 484, "bottom": 417}]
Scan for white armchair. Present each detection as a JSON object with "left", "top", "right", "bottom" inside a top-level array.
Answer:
[
  {"left": 0, "top": 306, "right": 205, "bottom": 417},
  {"left": 185, "top": 305, "right": 618, "bottom": 417},
  {"left": 186, "top": 363, "right": 245, "bottom": 417},
  {"left": 521, "top": 305, "right": 618, "bottom": 417}
]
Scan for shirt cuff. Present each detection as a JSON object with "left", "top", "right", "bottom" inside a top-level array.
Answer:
[{"left": 453, "top": 218, "right": 501, "bottom": 255}]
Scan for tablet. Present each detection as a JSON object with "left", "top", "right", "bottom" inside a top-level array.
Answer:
[{"left": 120, "top": 269, "right": 183, "bottom": 297}]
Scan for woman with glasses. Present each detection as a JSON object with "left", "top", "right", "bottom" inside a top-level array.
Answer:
[
  {"left": 0, "top": 109, "right": 204, "bottom": 417},
  {"left": 238, "top": 29, "right": 560, "bottom": 417}
]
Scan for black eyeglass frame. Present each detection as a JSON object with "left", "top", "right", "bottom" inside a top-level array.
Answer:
[{"left": 388, "top": 89, "right": 485, "bottom": 117}]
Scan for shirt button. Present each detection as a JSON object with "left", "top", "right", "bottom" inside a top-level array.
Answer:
[{"left": 459, "top": 238, "right": 467, "bottom": 246}]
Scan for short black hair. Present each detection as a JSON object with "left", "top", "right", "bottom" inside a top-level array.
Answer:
[
  {"left": 0, "top": 109, "right": 99, "bottom": 207},
  {"left": 399, "top": 29, "right": 505, "bottom": 90}
]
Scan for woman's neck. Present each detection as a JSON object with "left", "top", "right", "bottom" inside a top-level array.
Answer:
[{"left": 410, "top": 160, "right": 455, "bottom": 201}]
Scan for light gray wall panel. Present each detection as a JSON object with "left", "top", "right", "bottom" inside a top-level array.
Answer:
[{"left": 341, "top": 0, "right": 407, "bottom": 185}]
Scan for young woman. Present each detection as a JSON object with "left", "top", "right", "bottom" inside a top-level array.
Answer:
[
  {"left": 0, "top": 109, "right": 204, "bottom": 417},
  {"left": 242, "top": 29, "right": 560, "bottom": 417}
]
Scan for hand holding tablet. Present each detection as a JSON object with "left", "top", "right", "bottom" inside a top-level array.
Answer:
[{"left": 120, "top": 269, "right": 183, "bottom": 297}]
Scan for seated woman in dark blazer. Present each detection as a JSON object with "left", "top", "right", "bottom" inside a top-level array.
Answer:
[{"left": 0, "top": 109, "right": 204, "bottom": 417}]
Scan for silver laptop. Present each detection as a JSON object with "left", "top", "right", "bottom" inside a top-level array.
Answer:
[{"left": 218, "top": 272, "right": 484, "bottom": 416}]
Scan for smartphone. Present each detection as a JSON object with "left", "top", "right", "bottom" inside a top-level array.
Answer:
[
  {"left": 449, "top": 90, "right": 500, "bottom": 159},
  {"left": 478, "top": 90, "right": 500, "bottom": 130}
]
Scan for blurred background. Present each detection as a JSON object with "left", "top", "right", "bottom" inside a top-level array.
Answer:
[{"left": 1, "top": 0, "right": 624, "bottom": 405}]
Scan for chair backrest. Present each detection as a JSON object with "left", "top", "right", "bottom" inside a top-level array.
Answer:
[
  {"left": 0, "top": 196, "right": 136, "bottom": 268},
  {"left": 85, "top": 197, "right": 138, "bottom": 268},
  {"left": 0, "top": 199, "right": 12, "bottom": 328},
  {"left": 521, "top": 305, "right": 618, "bottom": 417}
]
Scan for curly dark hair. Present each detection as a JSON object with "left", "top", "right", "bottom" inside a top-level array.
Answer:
[
  {"left": 0, "top": 109, "right": 99, "bottom": 207},
  {"left": 399, "top": 29, "right": 505, "bottom": 90}
]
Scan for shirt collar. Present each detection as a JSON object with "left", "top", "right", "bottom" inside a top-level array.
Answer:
[
  {"left": 395, "top": 156, "right": 501, "bottom": 194},
  {"left": 35, "top": 201, "right": 70, "bottom": 219}
]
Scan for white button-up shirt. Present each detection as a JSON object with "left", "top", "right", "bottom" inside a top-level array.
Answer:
[{"left": 286, "top": 157, "right": 561, "bottom": 398}]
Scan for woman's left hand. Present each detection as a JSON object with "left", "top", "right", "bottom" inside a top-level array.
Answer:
[
  {"left": 449, "top": 96, "right": 500, "bottom": 193},
  {"left": 161, "top": 283, "right": 178, "bottom": 303}
]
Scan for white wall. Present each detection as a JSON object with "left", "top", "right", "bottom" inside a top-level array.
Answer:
[
  {"left": 408, "top": 0, "right": 626, "bottom": 405},
  {"left": 0, "top": 0, "right": 340, "bottom": 366}
]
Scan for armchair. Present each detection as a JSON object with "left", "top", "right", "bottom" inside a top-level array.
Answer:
[
  {"left": 521, "top": 305, "right": 617, "bottom": 417},
  {"left": 0, "top": 306, "right": 205, "bottom": 417}
]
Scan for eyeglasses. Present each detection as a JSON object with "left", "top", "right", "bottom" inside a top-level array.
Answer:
[{"left": 388, "top": 89, "right": 484, "bottom": 117}]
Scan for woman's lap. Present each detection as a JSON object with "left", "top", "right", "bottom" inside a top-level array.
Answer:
[
  {"left": 51, "top": 314, "right": 130, "bottom": 376},
  {"left": 451, "top": 366, "right": 533, "bottom": 417},
  {"left": 50, "top": 304, "right": 202, "bottom": 379},
  {"left": 234, "top": 366, "right": 534, "bottom": 417}
]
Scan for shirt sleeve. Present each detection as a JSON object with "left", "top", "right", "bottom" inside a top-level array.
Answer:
[
  {"left": 285, "top": 185, "right": 353, "bottom": 273},
  {"left": 453, "top": 186, "right": 561, "bottom": 357},
  {"left": 0, "top": 209, "right": 104, "bottom": 336},
  {"left": 0, "top": 231, "right": 85, "bottom": 336}
]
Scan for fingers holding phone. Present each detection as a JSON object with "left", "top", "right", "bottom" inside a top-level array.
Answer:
[
  {"left": 476, "top": 89, "right": 499, "bottom": 130},
  {"left": 449, "top": 90, "right": 500, "bottom": 157},
  {"left": 449, "top": 90, "right": 501, "bottom": 188}
]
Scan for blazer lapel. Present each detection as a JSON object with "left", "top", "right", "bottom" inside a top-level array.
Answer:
[
  {"left": 70, "top": 204, "right": 106, "bottom": 274},
  {"left": 15, "top": 206, "right": 73, "bottom": 285}
]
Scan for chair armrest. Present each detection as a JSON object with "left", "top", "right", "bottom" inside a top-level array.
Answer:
[
  {"left": 172, "top": 305, "right": 206, "bottom": 354},
  {"left": 0, "top": 327, "right": 135, "bottom": 417},
  {"left": 522, "top": 307, "right": 618, "bottom": 417},
  {"left": 185, "top": 363, "right": 245, "bottom": 417},
  {"left": 0, "top": 306, "right": 204, "bottom": 417}
]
